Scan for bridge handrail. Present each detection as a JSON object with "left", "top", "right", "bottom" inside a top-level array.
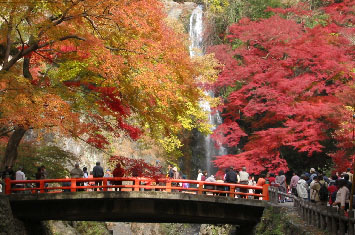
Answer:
[
  {"left": 4, "top": 177, "right": 270, "bottom": 200},
  {"left": 269, "top": 186, "right": 355, "bottom": 235}
]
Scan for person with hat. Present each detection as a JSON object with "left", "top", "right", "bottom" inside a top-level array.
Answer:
[{"left": 308, "top": 168, "right": 317, "bottom": 185}]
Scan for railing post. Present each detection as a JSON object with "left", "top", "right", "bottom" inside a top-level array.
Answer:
[
  {"left": 316, "top": 207, "right": 321, "bottom": 228},
  {"left": 40, "top": 180, "right": 45, "bottom": 193},
  {"left": 166, "top": 181, "right": 171, "bottom": 192},
  {"left": 331, "top": 207, "right": 338, "bottom": 234},
  {"left": 339, "top": 208, "right": 346, "bottom": 235},
  {"left": 5, "top": 178, "right": 11, "bottom": 195},
  {"left": 320, "top": 208, "right": 326, "bottom": 230},
  {"left": 103, "top": 179, "right": 108, "bottom": 191},
  {"left": 71, "top": 179, "right": 76, "bottom": 192},
  {"left": 262, "top": 184, "right": 269, "bottom": 201},
  {"left": 326, "top": 206, "right": 332, "bottom": 232},
  {"left": 302, "top": 201, "right": 307, "bottom": 221},
  {"left": 134, "top": 179, "right": 139, "bottom": 192},
  {"left": 198, "top": 182, "right": 203, "bottom": 195},
  {"left": 229, "top": 185, "right": 235, "bottom": 198},
  {"left": 348, "top": 210, "right": 354, "bottom": 235},
  {"left": 307, "top": 202, "right": 312, "bottom": 225}
]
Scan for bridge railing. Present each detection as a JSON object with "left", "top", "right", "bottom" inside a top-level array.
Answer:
[
  {"left": 4, "top": 177, "right": 270, "bottom": 200},
  {"left": 269, "top": 186, "right": 355, "bottom": 235}
]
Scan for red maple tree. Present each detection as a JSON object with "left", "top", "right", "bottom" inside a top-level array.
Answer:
[{"left": 209, "top": 1, "right": 354, "bottom": 174}]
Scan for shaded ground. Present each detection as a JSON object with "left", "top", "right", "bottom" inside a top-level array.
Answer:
[{"left": 256, "top": 202, "right": 328, "bottom": 235}]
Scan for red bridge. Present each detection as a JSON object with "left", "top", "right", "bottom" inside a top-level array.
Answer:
[{"left": 4, "top": 177, "right": 270, "bottom": 232}]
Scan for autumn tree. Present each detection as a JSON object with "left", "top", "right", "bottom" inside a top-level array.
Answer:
[
  {"left": 0, "top": 0, "right": 214, "bottom": 169},
  {"left": 209, "top": 0, "right": 354, "bottom": 173}
]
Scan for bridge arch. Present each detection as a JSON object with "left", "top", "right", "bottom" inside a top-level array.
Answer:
[{"left": 9, "top": 191, "right": 266, "bottom": 226}]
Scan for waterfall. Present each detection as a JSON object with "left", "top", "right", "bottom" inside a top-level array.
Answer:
[{"left": 189, "top": 5, "right": 227, "bottom": 175}]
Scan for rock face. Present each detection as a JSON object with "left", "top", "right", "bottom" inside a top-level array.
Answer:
[
  {"left": 111, "top": 223, "right": 233, "bottom": 235},
  {"left": 163, "top": 0, "right": 197, "bottom": 32},
  {"left": 163, "top": 0, "right": 196, "bottom": 20},
  {"left": 0, "top": 195, "right": 16, "bottom": 235}
]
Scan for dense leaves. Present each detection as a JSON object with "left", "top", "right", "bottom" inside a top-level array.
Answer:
[
  {"left": 4, "top": 144, "right": 78, "bottom": 179},
  {"left": 209, "top": 1, "right": 354, "bottom": 174},
  {"left": 109, "top": 155, "right": 164, "bottom": 179},
  {"left": 0, "top": 0, "right": 214, "bottom": 167}
]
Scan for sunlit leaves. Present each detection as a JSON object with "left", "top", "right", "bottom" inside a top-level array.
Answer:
[
  {"left": 0, "top": 0, "right": 216, "bottom": 157},
  {"left": 209, "top": 1, "right": 355, "bottom": 173}
]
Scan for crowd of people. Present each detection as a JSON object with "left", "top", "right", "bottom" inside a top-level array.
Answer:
[
  {"left": 1, "top": 161, "right": 353, "bottom": 211},
  {"left": 0, "top": 161, "right": 126, "bottom": 193},
  {"left": 291, "top": 168, "right": 353, "bottom": 211}
]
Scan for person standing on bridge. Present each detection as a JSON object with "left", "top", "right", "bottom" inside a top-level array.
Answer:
[
  {"left": 275, "top": 170, "right": 286, "bottom": 203},
  {"left": 93, "top": 162, "right": 104, "bottom": 191},
  {"left": 346, "top": 168, "right": 353, "bottom": 183},
  {"left": 112, "top": 163, "right": 125, "bottom": 191},
  {"left": 255, "top": 174, "right": 266, "bottom": 199},
  {"left": 290, "top": 172, "right": 300, "bottom": 196},
  {"left": 239, "top": 167, "right": 249, "bottom": 198},
  {"left": 197, "top": 169, "right": 203, "bottom": 181},
  {"left": 167, "top": 165, "right": 174, "bottom": 178},
  {"left": 15, "top": 167, "right": 26, "bottom": 193},
  {"left": 333, "top": 179, "right": 350, "bottom": 211},
  {"left": 225, "top": 167, "right": 237, "bottom": 197},
  {"left": 83, "top": 167, "right": 89, "bottom": 188},
  {"left": 70, "top": 163, "right": 84, "bottom": 191},
  {"left": 296, "top": 174, "right": 309, "bottom": 200}
]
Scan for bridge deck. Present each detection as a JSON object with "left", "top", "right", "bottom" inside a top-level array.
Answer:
[{"left": 9, "top": 191, "right": 266, "bottom": 225}]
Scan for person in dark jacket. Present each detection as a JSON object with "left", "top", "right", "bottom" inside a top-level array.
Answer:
[
  {"left": 93, "top": 162, "right": 104, "bottom": 191},
  {"left": 112, "top": 163, "right": 125, "bottom": 191},
  {"left": 225, "top": 167, "right": 237, "bottom": 197},
  {"left": 167, "top": 165, "right": 174, "bottom": 178},
  {"left": 343, "top": 174, "right": 352, "bottom": 192},
  {"left": 225, "top": 166, "right": 237, "bottom": 183}
]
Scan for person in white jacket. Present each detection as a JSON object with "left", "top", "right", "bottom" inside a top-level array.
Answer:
[
  {"left": 297, "top": 174, "right": 309, "bottom": 200},
  {"left": 197, "top": 169, "right": 203, "bottom": 181}
]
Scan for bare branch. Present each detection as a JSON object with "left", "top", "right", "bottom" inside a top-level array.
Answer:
[{"left": 3, "top": 9, "right": 15, "bottom": 68}]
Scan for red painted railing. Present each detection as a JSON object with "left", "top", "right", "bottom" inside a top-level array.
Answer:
[{"left": 4, "top": 177, "right": 270, "bottom": 200}]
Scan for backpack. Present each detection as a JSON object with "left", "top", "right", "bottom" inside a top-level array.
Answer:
[{"left": 318, "top": 182, "right": 329, "bottom": 201}]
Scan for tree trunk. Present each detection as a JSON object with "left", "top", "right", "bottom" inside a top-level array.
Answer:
[{"left": 0, "top": 127, "right": 27, "bottom": 170}]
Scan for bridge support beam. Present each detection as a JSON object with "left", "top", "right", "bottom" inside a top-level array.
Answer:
[{"left": 9, "top": 191, "right": 266, "bottom": 227}]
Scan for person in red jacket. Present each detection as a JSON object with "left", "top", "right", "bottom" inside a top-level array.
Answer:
[
  {"left": 328, "top": 175, "right": 339, "bottom": 205},
  {"left": 112, "top": 163, "right": 125, "bottom": 191},
  {"left": 266, "top": 172, "right": 276, "bottom": 185}
]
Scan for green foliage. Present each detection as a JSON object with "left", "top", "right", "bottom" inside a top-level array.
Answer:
[
  {"left": 231, "top": 39, "right": 244, "bottom": 50},
  {"left": 2, "top": 144, "right": 78, "bottom": 179},
  {"left": 204, "top": 0, "right": 229, "bottom": 14},
  {"left": 218, "top": 81, "right": 244, "bottom": 100},
  {"left": 255, "top": 206, "right": 284, "bottom": 235},
  {"left": 74, "top": 221, "right": 110, "bottom": 235},
  {"left": 205, "top": 0, "right": 283, "bottom": 44},
  {"left": 304, "top": 12, "right": 329, "bottom": 28},
  {"left": 243, "top": 0, "right": 282, "bottom": 20}
]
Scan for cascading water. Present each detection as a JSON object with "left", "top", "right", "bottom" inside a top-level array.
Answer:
[{"left": 189, "top": 5, "right": 227, "bottom": 175}]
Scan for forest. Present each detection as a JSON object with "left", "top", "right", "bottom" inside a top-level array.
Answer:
[{"left": 0, "top": 0, "right": 354, "bottom": 177}]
